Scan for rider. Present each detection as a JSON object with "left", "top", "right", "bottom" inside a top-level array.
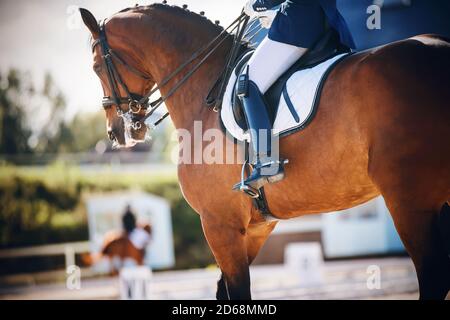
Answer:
[
  {"left": 122, "top": 205, "right": 151, "bottom": 251},
  {"left": 122, "top": 205, "right": 137, "bottom": 234},
  {"left": 237, "top": 0, "right": 355, "bottom": 190}
]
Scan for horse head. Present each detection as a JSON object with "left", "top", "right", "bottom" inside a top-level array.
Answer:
[{"left": 80, "top": 8, "right": 156, "bottom": 148}]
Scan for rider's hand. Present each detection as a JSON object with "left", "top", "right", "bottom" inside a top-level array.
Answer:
[
  {"left": 245, "top": 0, "right": 277, "bottom": 29},
  {"left": 244, "top": 0, "right": 265, "bottom": 17}
]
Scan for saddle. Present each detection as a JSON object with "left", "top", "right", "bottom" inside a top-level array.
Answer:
[
  {"left": 232, "top": 28, "right": 350, "bottom": 131},
  {"left": 225, "top": 28, "right": 351, "bottom": 220}
]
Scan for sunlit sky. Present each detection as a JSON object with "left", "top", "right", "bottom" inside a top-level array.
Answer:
[{"left": 0, "top": 0, "right": 243, "bottom": 119}]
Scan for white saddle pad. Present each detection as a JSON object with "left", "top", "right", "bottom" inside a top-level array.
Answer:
[{"left": 221, "top": 53, "right": 348, "bottom": 141}]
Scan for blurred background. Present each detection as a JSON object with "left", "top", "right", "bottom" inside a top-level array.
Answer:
[{"left": 0, "top": 0, "right": 449, "bottom": 300}]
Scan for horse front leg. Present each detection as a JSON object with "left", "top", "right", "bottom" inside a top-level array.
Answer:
[
  {"left": 214, "top": 221, "right": 276, "bottom": 299},
  {"left": 201, "top": 216, "right": 251, "bottom": 300}
]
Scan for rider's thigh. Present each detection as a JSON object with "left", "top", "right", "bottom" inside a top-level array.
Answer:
[{"left": 247, "top": 37, "right": 307, "bottom": 93}]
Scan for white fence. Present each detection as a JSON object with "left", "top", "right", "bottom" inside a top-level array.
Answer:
[{"left": 0, "top": 241, "right": 90, "bottom": 269}]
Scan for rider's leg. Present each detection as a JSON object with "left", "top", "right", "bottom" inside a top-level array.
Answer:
[
  {"left": 238, "top": 37, "right": 307, "bottom": 190},
  {"left": 248, "top": 37, "right": 307, "bottom": 93}
]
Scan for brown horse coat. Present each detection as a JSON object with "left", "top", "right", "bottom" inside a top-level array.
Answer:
[{"left": 80, "top": 5, "right": 450, "bottom": 299}]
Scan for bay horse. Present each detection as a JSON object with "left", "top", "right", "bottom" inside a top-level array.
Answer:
[
  {"left": 82, "top": 225, "right": 152, "bottom": 275},
  {"left": 80, "top": 4, "right": 450, "bottom": 299}
]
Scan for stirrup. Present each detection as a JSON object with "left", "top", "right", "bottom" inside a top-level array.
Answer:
[{"left": 232, "top": 160, "right": 260, "bottom": 199}]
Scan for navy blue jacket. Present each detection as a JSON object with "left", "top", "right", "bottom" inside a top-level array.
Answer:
[{"left": 253, "top": 0, "right": 355, "bottom": 49}]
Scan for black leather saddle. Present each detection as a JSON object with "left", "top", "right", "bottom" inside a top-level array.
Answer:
[{"left": 232, "top": 28, "right": 350, "bottom": 131}]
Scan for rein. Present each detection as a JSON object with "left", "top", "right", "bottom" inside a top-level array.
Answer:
[{"left": 92, "top": 12, "right": 249, "bottom": 130}]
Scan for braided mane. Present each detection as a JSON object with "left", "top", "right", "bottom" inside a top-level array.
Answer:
[{"left": 116, "top": 3, "right": 224, "bottom": 32}]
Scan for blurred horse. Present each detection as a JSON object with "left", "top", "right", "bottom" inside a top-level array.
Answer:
[
  {"left": 80, "top": 4, "right": 450, "bottom": 299},
  {"left": 83, "top": 224, "right": 152, "bottom": 275}
]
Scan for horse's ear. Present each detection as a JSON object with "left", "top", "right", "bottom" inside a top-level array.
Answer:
[{"left": 79, "top": 8, "right": 100, "bottom": 37}]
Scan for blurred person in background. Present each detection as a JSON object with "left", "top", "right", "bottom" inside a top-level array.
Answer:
[
  {"left": 83, "top": 205, "right": 152, "bottom": 275},
  {"left": 122, "top": 205, "right": 152, "bottom": 255}
]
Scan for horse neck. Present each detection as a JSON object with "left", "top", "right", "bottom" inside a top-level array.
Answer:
[{"left": 140, "top": 11, "right": 232, "bottom": 131}]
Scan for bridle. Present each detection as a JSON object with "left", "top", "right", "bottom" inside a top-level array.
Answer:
[
  {"left": 91, "top": 12, "right": 251, "bottom": 131},
  {"left": 92, "top": 20, "right": 158, "bottom": 130}
]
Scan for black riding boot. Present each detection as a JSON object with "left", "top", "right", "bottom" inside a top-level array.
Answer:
[{"left": 233, "top": 79, "right": 286, "bottom": 191}]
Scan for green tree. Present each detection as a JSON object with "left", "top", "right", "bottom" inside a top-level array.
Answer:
[
  {"left": 0, "top": 69, "right": 32, "bottom": 154},
  {"left": 31, "top": 72, "right": 68, "bottom": 154},
  {"left": 49, "top": 111, "right": 107, "bottom": 153},
  {"left": 0, "top": 69, "right": 71, "bottom": 157}
]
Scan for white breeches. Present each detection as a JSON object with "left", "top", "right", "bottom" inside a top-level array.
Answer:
[{"left": 247, "top": 37, "right": 307, "bottom": 94}]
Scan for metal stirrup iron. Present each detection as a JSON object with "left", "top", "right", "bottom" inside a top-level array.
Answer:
[{"left": 235, "top": 160, "right": 260, "bottom": 198}]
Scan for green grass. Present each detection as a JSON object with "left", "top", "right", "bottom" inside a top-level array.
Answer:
[{"left": 0, "top": 163, "right": 178, "bottom": 188}]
